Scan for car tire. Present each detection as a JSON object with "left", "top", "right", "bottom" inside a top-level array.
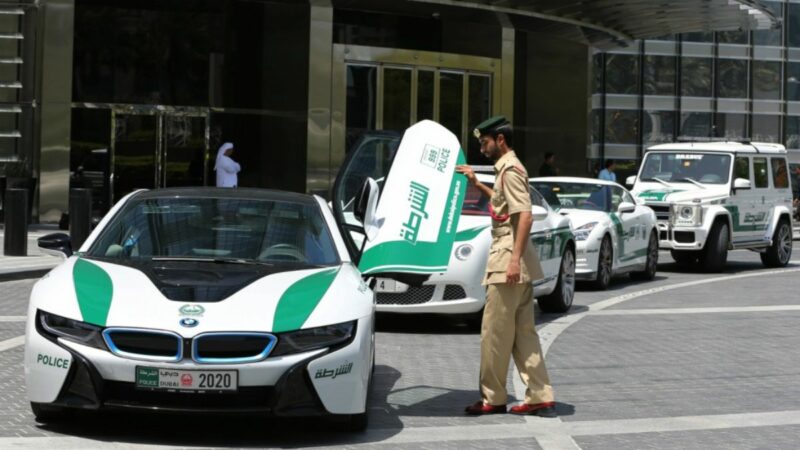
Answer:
[
  {"left": 30, "top": 403, "right": 65, "bottom": 422},
  {"left": 591, "top": 235, "right": 613, "bottom": 290},
  {"left": 631, "top": 232, "right": 658, "bottom": 281},
  {"left": 700, "top": 220, "right": 729, "bottom": 272},
  {"left": 761, "top": 219, "right": 792, "bottom": 267},
  {"left": 465, "top": 308, "right": 484, "bottom": 331},
  {"left": 538, "top": 244, "right": 575, "bottom": 313},
  {"left": 670, "top": 249, "right": 699, "bottom": 265}
]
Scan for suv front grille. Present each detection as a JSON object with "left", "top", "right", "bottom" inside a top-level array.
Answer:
[{"left": 648, "top": 204, "right": 670, "bottom": 221}]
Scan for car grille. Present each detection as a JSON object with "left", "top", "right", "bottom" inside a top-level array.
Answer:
[
  {"left": 102, "top": 328, "right": 182, "bottom": 362},
  {"left": 376, "top": 286, "right": 435, "bottom": 305},
  {"left": 648, "top": 204, "right": 670, "bottom": 221},
  {"left": 674, "top": 231, "right": 695, "bottom": 243},
  {"left": 443, "top": 285, "right": 467, "bottom": 300},
  {"left": 193, "top": 332, "right": 277, "bottom": 363}
]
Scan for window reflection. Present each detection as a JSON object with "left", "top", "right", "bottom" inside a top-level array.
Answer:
[
  {"left": 717, "top": 59, "right": 748, "bottom": 98},
  {"left": 345, "top": 65, "right": 377, "bottom": 154},
  {"left": 592, "top": 54, "right": 603, "bottom": 93},
  {"left": 682, "top": 32, "right": 713, "bottom": 42},
  {"left": 681, "top": 58, "right": 712, "bottom": 97},
  {"left": 787, "top": 63, "right": 800, "bottom": 101},
  {"left": 605, "top": 110, "right": 638, "bottom": 144},
  {"left": 714, "top": 113, "right": 747, "bottom": 139},
  {"left": 643, "top": 55, "right": 675, "bottom": 96},
  {"left": 382, "top": 68, "right": 411, "bottom": 133},
  {"left": 605, "top": 54, "right": 639, "bottom": 95},
  {"left": 786, "top": 116, "right": 800, "bottom": 149},
  {"left": 679, "top": 112, "right": 712, "bottom": 138},
  {"left": 754, "top": 1, "right": 782, "bottom": 46},
  {"left": 789, "top": 3, "right": 800, "bottom": 48},
  {"left": 752, "top": 115, "right": 781, "bottom": 143},
  {"left": 642, "top": 111, "right": 674, "bottom": 145},
  {"left": 752, "top": 61, "right": 781, "bottom": 100},
  {"left": 717, "top": 31, "right": 747, "bottom": 45}
]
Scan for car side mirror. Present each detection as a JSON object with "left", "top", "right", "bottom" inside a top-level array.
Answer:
[
  {"left": 617, "top": 202, "right": 636, "bottom": 214},
  {"left": 38, "top": 233, "right": 73, "bottom": 258},
  {"left": 733, "top": 178, "right": 751, "bottom": 191},
  {"left": 531, "top": 205, "right": 548, "bottom": 221},
  {"left": 354, "top": 178, "right": 380, "bottom": 241},
  {"left": 625, "top": 175, "right": 636, "bottom": 187}
]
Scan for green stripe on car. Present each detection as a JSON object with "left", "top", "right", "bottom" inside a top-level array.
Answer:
[
  {"left": 272, "top": 267, "right": 340, "bottom": 333},
  {"left": 73, "top": 258, "right": 114, "bottom": 326}
]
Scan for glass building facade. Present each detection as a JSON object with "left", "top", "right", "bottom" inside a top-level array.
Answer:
[{"left": 591, "top": 0, "right": 799, "bottom": 182}]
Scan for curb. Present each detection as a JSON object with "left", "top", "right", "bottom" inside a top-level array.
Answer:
[{"left": 0, "top": 268, "right": 52, "bottom": 282}]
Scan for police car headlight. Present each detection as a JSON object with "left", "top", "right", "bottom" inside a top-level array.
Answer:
[
  {"left": 573, "top": 222, "right": 598, "bottom": 241},
  {"left": 671, "top": 204, "right": 703, "bottom": 226},
  {"left": 454, "top": 244, "right": 474, "bottom": 261},
  {"left": 36, "top": 310, "right": 106, "bottom": 349},
  {"left": 271, "top": 321, "right": 356, "bottom": 356}
]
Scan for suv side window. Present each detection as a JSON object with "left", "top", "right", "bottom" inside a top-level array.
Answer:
[
  {"left": 733, "top": 156, "right": 750, "bottom": 181},
  {"left": 753, "top": 158, "right": 769, "bottom": 188},
  {"left": 771, "top": 157, "right": 789, "bottom": 189}
]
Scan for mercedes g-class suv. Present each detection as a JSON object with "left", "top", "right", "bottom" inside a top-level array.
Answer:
[{"left": 627, "top": 142, "right": 793, "bottom": 271}]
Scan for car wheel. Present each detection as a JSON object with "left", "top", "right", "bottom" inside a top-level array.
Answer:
[
  {"left": 700, "top": 221, "right": 729, "bottom": 272},
  {"left": 30, "top": 403, "right": 65, "bottom": 422},
  {"left": 538, "top": 244, "right": 575, "bottom": 313},
  {"left": 592, "top": 235, "right": 613, "bottom": 290},
  {"left": 631, "top": 232, "right": 658, "bottom": 281},
  {"left": 465, "top": 308, "right": 484, "bottom": 332},
  {"left": 346, "top": 412, "right": 369, "bottom": 432},
  {"left": 761, "top": 219, "right": 792, "bottom": 268},
  {"left": 670, "top": 249, "right": 699, "bottom": 265}
]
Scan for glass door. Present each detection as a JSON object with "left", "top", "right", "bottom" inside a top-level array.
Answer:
[
  {"left": 162, "top": 115, "right": 208, "bottom": 187},
  {"left": 112, "top": 113, "right": 158, "bottom": 203}
]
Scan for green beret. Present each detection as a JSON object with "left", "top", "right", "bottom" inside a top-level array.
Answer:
[{"left": 472, "top": 115, "right": 509, "bottom": 139}]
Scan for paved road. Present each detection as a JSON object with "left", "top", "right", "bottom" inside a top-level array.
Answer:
[{"left": 0, "top": 247, "right": 799, "bottom": 449}]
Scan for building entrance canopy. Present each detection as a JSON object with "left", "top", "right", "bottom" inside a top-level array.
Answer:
[{"left": 408, "top": 0, "right": 779, "bottom": 47}]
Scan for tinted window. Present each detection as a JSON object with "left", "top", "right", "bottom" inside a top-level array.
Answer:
[
  {"left": 771, "top": 158, "right": 789, "bottom": 188},
  {"left": 753, "top": 158, "right": 769, "bottom": 188},
  {"left": 734, "top": 157, "right": 750, "bottom": 181},
  {"left": 88, "top": 196, "right": 340, "bottom": 266},
  {"left": 531, "top": 182, "right": 611, "bottom": 212},
  {"left": 640, "top": 153, "right": 732, "bottom": 184}
]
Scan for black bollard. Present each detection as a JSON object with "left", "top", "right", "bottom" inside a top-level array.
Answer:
[
  {"left": 69, "top": 188, "right": 92, "bottom": 250},
  {"left": 4, "top": 188, "right": 28, "bottom": 256}
]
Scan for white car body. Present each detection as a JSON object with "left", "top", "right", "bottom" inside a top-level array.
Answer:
[
  {"left": 373, "top": 172, "right": 577, "bottom": 314},
  {"left": 530, "top": 177, "right": 659, "bottom": 289},
  {"left": 628, "top": 142, "right": 794, "bottom": 270},
  {"left": 26, "top": 189, "right": 375, "bottom": 426}
]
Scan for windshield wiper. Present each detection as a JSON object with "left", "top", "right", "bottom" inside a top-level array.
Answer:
[
  {"left": 151, "top": 256, "right": 273, "bottom": 266},
  {"left": 645, "top": 177, "right": 674, "bottom": 188},
  {"left": 677, "top": 177, "right": 706, "bottom": 189}
]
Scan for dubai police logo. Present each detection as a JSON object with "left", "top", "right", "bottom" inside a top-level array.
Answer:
[{"left": 400, "top": 181, "right": 430, "bottom": 245}]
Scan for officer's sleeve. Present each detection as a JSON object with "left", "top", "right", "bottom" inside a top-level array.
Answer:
[{"left": 504, "top": 169, "right": 532, "bottom": 215}]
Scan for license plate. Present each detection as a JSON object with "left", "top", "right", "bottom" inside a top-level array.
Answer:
[
  {"left": 135, "top": 366, "right": 238, "bottom": 392},
  {"left": 375, "top": 278, "right": 408, "bottom": 293}
]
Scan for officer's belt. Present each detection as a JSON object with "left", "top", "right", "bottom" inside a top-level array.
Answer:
[{"left": 491, "top": 227, "right": 511, "bottom": 237}]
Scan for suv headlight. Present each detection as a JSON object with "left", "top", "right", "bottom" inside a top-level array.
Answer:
[
  {"left": 36, "top": 310, "right": 106, "bottom": 349},
  {"left": 271, "top": 321, "right": 356, "bottom": 356},
  {"left": 573, "top": 222, "right": 598, "bottom": 241},
  {"left": 671, "top": 204, "right": 703, "bottom": 227}
]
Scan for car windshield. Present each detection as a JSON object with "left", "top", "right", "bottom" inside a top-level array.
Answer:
[
  {"left": 531, "top": 182, "right": 611, "bottom": 212},
  {"left": 640, "top": 152, "right": 732, "bottom": 185},
  {"left": 462, "top": 182, "right": 549, "bottom": 216},
  {"left": 86, "top": 196, "right": 340, "bottom": 266}
]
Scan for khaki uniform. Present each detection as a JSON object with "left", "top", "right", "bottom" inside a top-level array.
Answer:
[{"left": 480, "top": 151, "right": 554, "bottom": 406}]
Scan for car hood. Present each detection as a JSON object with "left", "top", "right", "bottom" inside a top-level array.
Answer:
[
  {"left": 31, "top": 257, "right": 372, "bottom": 335},
  {"left": 632, "top": 182, "right": 728, "bottom": 203},
  {"left": 556, "top": 209, "right": 611, "bottom": 229}
]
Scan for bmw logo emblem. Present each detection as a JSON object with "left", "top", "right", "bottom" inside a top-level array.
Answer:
[{"left": 180, "top": 318, "right": 199, "bottom": 328}]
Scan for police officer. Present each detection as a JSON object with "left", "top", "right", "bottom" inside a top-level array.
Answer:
[{"left": 456, "top": 116, "right": 556, "bottom": 417}]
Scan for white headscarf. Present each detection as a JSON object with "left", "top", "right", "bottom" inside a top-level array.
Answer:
[{"left": 214, "top": 142, "right": 234, "bottom": 170}]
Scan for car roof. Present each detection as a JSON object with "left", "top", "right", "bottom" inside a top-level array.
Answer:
[
  {"left": 530, "top": 176, "right": 621, "bottom": 187},
  {"left": 131, "top": 187, "right": 318, "bottom": 204},
  {"left": 646, "top": 141, "right": 786, "bottom": 155}
]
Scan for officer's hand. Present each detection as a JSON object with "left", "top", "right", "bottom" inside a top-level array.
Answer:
[
  {"left": 506, "top": 260, "right": 521, "bottom": 284},
  {"left": 456, "top": 165, "right": 477, "bottom": 185}
]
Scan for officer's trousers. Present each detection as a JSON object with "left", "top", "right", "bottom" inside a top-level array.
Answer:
[{"left": 480, "top": 283, "right": 554, "bottom": 405}]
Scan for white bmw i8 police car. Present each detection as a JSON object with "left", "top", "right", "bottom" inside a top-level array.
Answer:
[
  {"left": 26, "top": 120, "right": 467, "bottom": 430},
  {"left": 530, "top": 177, "right": 659, "bottom": 289},
  {"left": 333, "top": 135, "right": 577, "bottom": 318}
]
